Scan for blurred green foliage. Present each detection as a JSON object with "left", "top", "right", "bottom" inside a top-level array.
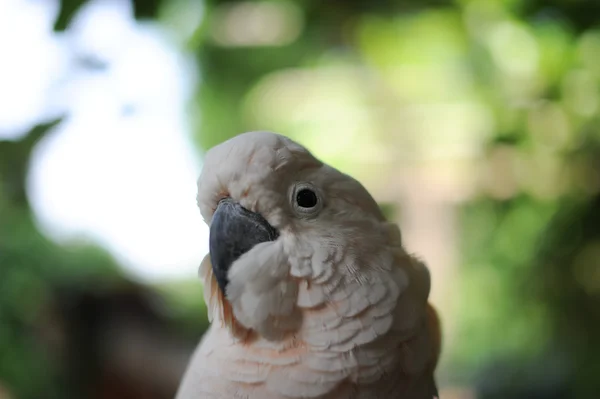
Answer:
[
  {"left": 1, "top": 121, "right": 209, "bottom": 399},
  {"left": 1, "top": 121, "right": 124, "bottom": 398}
]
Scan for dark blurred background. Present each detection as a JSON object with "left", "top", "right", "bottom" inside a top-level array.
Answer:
[{"left": 1, "top": 0, "right": 600, "bottom": 398}]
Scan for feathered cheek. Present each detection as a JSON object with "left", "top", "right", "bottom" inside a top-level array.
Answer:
[
  {"left": 225, "top": 240, "right": 301, "bottom": 341},
  {"left": 291, "top": 240, "right": 344, "bottom": 309}
]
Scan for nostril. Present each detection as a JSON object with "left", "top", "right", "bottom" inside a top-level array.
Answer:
[{"left": 211, "top": 194, "right": 231, "bottom": 214}]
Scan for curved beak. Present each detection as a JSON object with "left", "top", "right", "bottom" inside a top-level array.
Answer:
[{"left": 209, "top": 198, "right": 279, "bottom": 294}]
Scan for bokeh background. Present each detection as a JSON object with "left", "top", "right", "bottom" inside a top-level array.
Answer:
[{"left": 1, "top": 0, "right": 600, "bottom": 398}]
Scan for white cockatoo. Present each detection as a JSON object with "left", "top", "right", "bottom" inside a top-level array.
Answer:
[{"left": 176, "top": 131, "right": 441, "bottom": 399}]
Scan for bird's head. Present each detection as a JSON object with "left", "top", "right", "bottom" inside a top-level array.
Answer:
[{"left": 196, "top": 131, "right": 409, "bottom": 340}]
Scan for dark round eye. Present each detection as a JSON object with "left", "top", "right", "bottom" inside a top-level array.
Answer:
[{"left": 296, "top": 188, "right": 318, "bottom": 208}]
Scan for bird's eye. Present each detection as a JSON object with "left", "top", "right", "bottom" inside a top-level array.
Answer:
[
  {"left": 291, "top": 183, "right": 323, "bottom": 217},
  {"left": 296, "top": 188, "right": 318, "bottom": 208}
]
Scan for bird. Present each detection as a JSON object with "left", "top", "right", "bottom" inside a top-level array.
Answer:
[{"left": 176, "top": 131, "right": 441, "bottom": 399}]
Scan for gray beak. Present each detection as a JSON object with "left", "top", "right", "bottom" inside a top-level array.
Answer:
[{"left": 209, "top": 198, "right": 279, "bottom": 294}]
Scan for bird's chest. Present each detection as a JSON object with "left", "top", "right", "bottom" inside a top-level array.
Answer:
[{"left": 179, "top": 326, "right": 407, "bottom": 399}]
